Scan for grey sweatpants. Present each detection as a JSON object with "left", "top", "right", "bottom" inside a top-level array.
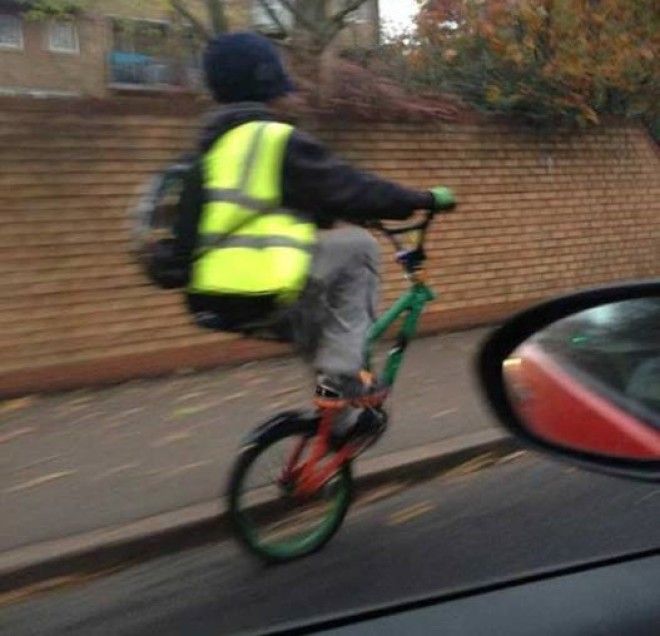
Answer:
[{"left": 285, "top": 226, "right": 380, "bottom": 377}]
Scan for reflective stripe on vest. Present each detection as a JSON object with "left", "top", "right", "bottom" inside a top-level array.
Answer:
[{"left": 189, "top": 121, "right": 316, "bottom": 301}]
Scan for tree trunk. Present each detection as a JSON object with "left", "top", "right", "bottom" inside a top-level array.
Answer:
[{"left": 206, "top": 0, "right": 228, "bottom": 34}]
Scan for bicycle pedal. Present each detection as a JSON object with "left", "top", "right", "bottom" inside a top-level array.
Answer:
[{"left": 331, "top": 408, "right": 388, "bottom": 452}]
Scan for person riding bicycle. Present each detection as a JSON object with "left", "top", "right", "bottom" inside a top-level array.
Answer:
[{"left": 176, "top": 32, "right": 455, "bottom": 429}]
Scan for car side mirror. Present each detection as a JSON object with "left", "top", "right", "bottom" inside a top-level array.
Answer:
[{"left": 477, "top": 281, "right": 660, "bottom": 481}]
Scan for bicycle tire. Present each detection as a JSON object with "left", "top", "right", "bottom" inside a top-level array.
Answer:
[{"left": 227, "top": 414, "right": 353, "bottom": 564}]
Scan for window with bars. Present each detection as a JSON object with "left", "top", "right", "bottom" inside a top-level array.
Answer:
[
  {"left": 48, "top": 21, "right": 79, "bottom": 54},
  {"left": 109, "top": 18, "right": 201, "bottom": 89},
  {"left": 0, "top": 14, "right": 23, "bottom": 50}
]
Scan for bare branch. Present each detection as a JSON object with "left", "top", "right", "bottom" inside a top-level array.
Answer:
[
  {"left": 256, "top": 0, "right": 291, "bottom": 37},
  {"left": 169, "top": 0, "right": 211, "bottom": 41},
  {"left": 323, "top": 0, "right": 371, "bottom": 45},
  {"left": 330, "top": 0, "right": 370, "bottom": 26},
  {"left": 274, "top": 38, "right": 295, "bottom": 50},
  {"left": 277, "top": 0, "right": 323, "bottom": 36}
]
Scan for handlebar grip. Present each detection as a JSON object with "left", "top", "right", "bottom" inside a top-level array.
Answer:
[{"left": 430, "top": 186, "right": 456, "bottom": 212}]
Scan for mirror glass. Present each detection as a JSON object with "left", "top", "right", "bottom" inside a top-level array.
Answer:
[{"left": 503, "top": 298, "right": 660, "bottom": 460}]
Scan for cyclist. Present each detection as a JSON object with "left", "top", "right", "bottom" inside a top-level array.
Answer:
[{"left": 176, "top": 32, "right": 454, "bottom": 434}]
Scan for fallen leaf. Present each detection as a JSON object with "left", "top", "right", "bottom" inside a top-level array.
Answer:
[
  {"left": 0, "top": 427, "right": 35, "bottom": 444},
  {"left": 0, "top": 397, "right": 36, "bottom": 414},
  {"left": 173, "top": 391, "right": 204, "bottom": 404},
  {"left": 170, "top": 403, "right": 215, "bottom": 418},
  {"left": 218, "top": 391, "right": 247, "bottom": 404},
  {"left": 151, "top": 432, "right": 193, "bottom": 447},
  {"left": 5, "top": 470, "right": 78, "bottom": 493},
  {"left": 268, "top": 386, "right": 300, "bottom": 398}
]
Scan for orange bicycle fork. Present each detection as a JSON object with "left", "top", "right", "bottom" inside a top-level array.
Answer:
[{"left": 280, "top": 408, "right": 357, "bottom": 499}]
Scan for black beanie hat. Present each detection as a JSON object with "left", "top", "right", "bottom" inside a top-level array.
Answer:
[{"left": 203, "top": 32, "right": 295, "bottom": 103}]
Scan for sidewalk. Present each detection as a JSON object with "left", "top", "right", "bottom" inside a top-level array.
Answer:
[{"left": 0, "top": 327, "right": 500, "bottom": 556}]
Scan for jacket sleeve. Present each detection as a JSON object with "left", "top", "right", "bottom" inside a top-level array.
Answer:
[{"left": 282, "top": 130, "right": 435, "bottom": 225}]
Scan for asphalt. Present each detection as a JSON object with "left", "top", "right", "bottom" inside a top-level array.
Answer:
[
  {"left": 0, "top": 328, "right": 495, "bottom": 555},
  {"left": 2, "top": 452, "right": 660, "bottom": 635}
]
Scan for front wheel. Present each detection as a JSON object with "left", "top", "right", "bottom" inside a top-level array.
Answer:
[{"left": 227, "top": 414, "right": 353, "bottom": 563}]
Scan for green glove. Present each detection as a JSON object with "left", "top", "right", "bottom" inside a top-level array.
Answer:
[{"left": 430, "top": 186, "right": 456, "bottom": 212}]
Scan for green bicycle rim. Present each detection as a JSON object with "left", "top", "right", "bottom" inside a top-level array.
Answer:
[{"left": 235, "top": 470, "right": 351, "bottom": 560}]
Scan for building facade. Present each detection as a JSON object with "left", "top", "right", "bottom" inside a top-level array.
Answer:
[{"left": 0, "top": 0, "right": 379, "bottom": 98}]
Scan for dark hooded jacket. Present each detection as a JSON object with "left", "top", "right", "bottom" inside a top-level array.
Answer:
[{"left": 177, "top": 103, "right": 435, "bottom": 327}]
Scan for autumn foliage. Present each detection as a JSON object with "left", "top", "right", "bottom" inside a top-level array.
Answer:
[{"left": 409, "top": 0, "right": 658, "bottom": 130}]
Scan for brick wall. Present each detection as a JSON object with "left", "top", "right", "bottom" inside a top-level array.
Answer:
[{"left": 0, "top": 97, "right": 658, "bottom": 396}]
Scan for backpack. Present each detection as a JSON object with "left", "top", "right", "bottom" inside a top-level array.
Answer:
[
  {"left": 131, "top": 157, "right": 195, "bottom": 290},
  {"left": 129, "top": 154, "right": 293, "bottom": 340}
]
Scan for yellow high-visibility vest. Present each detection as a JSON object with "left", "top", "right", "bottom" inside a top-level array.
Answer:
[{"left": 189, "top": 121, "right": 316, "bottom": 303}]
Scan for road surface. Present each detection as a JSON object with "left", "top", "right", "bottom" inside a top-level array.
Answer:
[{"left": 2, "top": 452, "right": 660, "bottom": 635}]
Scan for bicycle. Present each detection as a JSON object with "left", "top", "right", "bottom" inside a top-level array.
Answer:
[{"left": 227, "top": 211, "right": 442, "bottom": 563}]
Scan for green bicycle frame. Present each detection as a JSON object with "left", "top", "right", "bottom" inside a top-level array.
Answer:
[{"left": 365, "top": 280, "right": 436, "bottom": 387}]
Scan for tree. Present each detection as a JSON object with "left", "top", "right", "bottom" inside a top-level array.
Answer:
[
  {"left": 408, "top": 0, "right": 658, "bottom": 130},
  {"left": 255, "top": 0, "right": 373, "bottom": 54}
]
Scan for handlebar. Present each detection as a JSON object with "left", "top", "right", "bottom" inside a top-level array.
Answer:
[
  {"left": 367, "top": 210, "right": 435, "bottom": 254},
  {"left": 362, "top": 196, "right": 456, "bottom": 274},
  {"left": 358, "top": 212, "right": 430, "bottom": 276}
]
